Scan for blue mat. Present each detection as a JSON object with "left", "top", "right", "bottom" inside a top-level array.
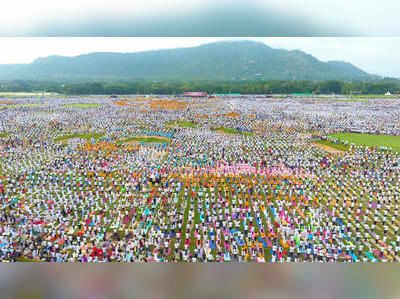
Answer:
[
  {"left": 258, "top": 237, "right": 267, "bottom": 248},
  {"left": 210, "top": 240, "right": 216, "bottom": 250}
]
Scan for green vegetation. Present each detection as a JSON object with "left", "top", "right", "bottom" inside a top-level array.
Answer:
[
  {"left": 166, "top": 120, "right": 197, "bottom": 128},
  {"left": 335, "top": 99, "right": 368, "bottom": 103},
  {"left": 1, "top": 43, "right": 400, "bottom": 95},
  {"left": 63, "top": 103, "right": 100, "bottom": 108},
  {"left": 211, "top": 127, "right": 254, "bottom": 136},
  {"left": 123, "top": 136, "right": 171, "bottom": 143},
  {"left": 350, "top": 95, "right": 399, "bottom": 99},
  {"left": 0, "top": 41, "right": 373, "bottom": 82},
  {"left": 16, "top": 256, "right": 41, "bottom": 262},
  {"left": 314, "top": 139, "right": 350, "bottom": 152},
  {"left": 54, "top": 133, "right": 104, "bottom": 142},
  {"left": 0, "top": 79, "right": 399, "bottom": 96},
  {"left": 0, "top": 103, "right": 44, "bottom": 109},
  {"left": 0, "top": 132, "right": 9, "bottom": 138},
  {"left": 316, "top": 98, "right": 368, "bottom": 103},
  {"left": 330, "top": 133, "right": 400, "bottom": 151},
  {"left": 0, "top": 92, "right": 58, "bottom": 97}
]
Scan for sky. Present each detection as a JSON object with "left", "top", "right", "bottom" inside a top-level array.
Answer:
[
  {"left": 0, "top": 0, "right": 399, "bottom": 36},
  {"left": 0, "top": 37, "right": 399, "bottom": 78}
]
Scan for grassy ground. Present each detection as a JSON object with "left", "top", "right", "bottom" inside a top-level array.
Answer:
[
  {"left": 166, "top": 120, "right": 197, "bottom": 128},
  {"left": 63, "top": 104, "right": 100, "bottom": 108},
  {"left": 123, "top": 136, "right": 171, "bottom": 143},
  {"left": 15, "top": 257, "right": 41, "bottom": 262},
  {"left": 334, "top": 99, "right": 368, "bottom": 103},
  {"left": 0, "top": 132, "right": 9, "bottom": 138},
  {"left": 313, "top": 139, "right": 350, "bottom": 152},
  {"left": 54, "top": 133, "right": 104, "bottom": 142},
  {"left": 349, "top": 95, "right": 399, "bottom": 99},
  {"left": 330, "top": 133, "right": 400, "bottom": 151},
  {"left": 0, "top": 104, "right": 45, "bottom": 109},
  {"left": 315, "top": 97, "right": 368, "bottom": 103},
  {"left": 211, "top": 127, "right": 254, "bottom": 136},
  {"left": 0, "top": 92, "right": 58, "bottom": 97}
]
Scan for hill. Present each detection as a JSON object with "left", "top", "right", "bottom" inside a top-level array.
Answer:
[{"left": 0, "top": 41, "right": 377, "bottom": 81}]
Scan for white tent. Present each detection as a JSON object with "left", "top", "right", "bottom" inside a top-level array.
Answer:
[{"left": 385, "top": 91, "right": 392, "bottom": 96}]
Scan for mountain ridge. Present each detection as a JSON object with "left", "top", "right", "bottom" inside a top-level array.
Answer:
[{"left": 0, "top": 40, "right": 378, "bottom": 81}]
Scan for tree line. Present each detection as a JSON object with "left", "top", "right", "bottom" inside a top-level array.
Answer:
[{"left": 0, "top": 79, "right": 399, "bottom": 95}]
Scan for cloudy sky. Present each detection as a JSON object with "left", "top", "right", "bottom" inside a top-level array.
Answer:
[
  {"left": 0, "top": 37, "right": 399, "bottom": 78},
  {"left": 0, "top": 0, "right": 399, "bottom": 36},
  {"left": 0, "top": 0, "right": 398, "bottom": 77}
]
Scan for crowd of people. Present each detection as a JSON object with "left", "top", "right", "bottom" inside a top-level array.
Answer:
[{"left": 0, "top": 95, "right": 400, "bottom": 262}]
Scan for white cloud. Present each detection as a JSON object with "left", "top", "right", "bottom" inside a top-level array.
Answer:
[
  {"left": 0, "top": 0, "right": 209, "bottom": 35},
  {"left": 0, "top": 0, "right": 399, "bottom": 35}
]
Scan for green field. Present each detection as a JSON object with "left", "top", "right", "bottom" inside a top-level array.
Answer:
[
  {"left": 54, "top": 133, "right": 104, "bottom": 142},
  {"left": 330, "top": 133, "right": 400, "bottom": 151},
  {"left": 350, "top": 95, "right": 399, "bottom": 99},
  {"left": 166, "top": 120, "right": 197, "bottom": 128},
  {"left": 211, "top": 127, "right": 254, "bottom": 136},
  {"left": 15, "top": 257, "right": 41, "bottom": 262},
  {"left": 123, "top": 136, "right": 170, "bottom": 143},
  {"left": 0, "top": 92, "right": 58, "bottom": 98},
  {"left": 0, "top": 104, "right": 45, "bottom": 109},
  {"left": 334, "top": 98, "right": 368, "bottom": 103},
  {"left": 63, "top": 104, "right": 100, "bottom": 108}
]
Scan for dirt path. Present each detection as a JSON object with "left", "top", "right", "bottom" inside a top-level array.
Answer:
[
  {"left": 312, "top": 142, "right": 345, "bottom": 154},
  {"left": 216, "top": 129, "right": 230, "bottom": 135}
]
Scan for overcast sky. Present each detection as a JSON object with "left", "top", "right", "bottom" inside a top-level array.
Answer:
[
  {"left": 0, "top": 0, "right": 399, "bottom": 36},
  {"left": 0, "top": 37, "right": 399, "bottom": 78}
]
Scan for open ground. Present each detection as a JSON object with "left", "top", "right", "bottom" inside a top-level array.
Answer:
[{"left": 1, "top": 94, "right": 400, "bottom": 263}]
